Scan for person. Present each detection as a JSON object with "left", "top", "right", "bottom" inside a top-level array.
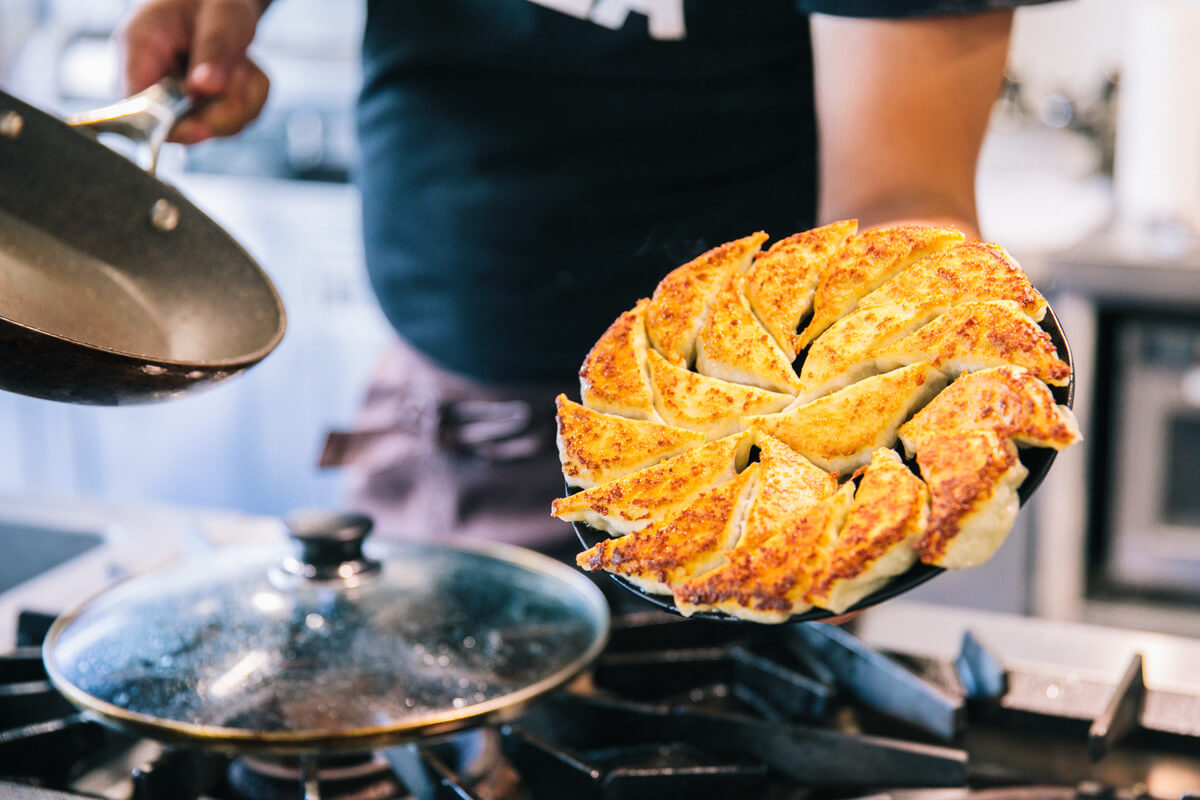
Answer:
[{"left": 119, "top": 0, "right": 1033, "bottom": 557}]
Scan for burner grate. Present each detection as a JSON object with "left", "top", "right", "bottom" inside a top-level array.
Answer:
[{"left": 3, "top": 610, "right": 1200, "bottom": 800}]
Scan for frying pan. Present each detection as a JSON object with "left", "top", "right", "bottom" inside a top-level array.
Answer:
[
  {"left": 0, "top": 81, "right": 285, "bottom": 405},
  {"left": 574, "top": 302, "right": 1076, "bottom": 623}
]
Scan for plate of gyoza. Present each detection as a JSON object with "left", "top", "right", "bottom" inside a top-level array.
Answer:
[{"left": 551, "top": 221, "right": 1079, "bottom": 623}]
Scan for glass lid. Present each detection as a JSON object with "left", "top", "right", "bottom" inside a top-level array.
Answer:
[{"left": 43, "top": 511, "right": 609, "bottom": 754}]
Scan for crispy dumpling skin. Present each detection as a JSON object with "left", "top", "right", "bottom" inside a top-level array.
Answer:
[
  {"left": 898, "top": 365, "right": 1080, "bottom": 456},
  {"left": 551, "top": 431, "right": 753, "bottom": 536},
  {"left": 795, "top": 225, "right": 965, "bottom": 351},
  {"left": 738, "top": 432, "right": 838, "bottom": 552},
  {"left": 695, "top": 271, "right": 803, "bottom": 393},
  {"left": 674, "top": 482, "right": 856, "bottom": 623},
  {"left": 857, "top": 241, "right": 1048, "bottom": 322},
  {"left": 555, "top": 395, "right": 707, "bottom": 489},
  {"left": 806, "top": 449, "right": 928, "bottom": 614},
  {"left": 915, "top": 429, "right": 1028, "bottom": 569},
  {"left": 558, "top": 225, "right": 1080, "bottom": 620},
  {"left": 748, "top": 362, "right": 947, "bottom": 475},
  {"left": 645, "top": 348, "right": 792, "bottom": 440},
  {"left": 645, "top": 232, "right": 768, "bottom": 368},
  {"left": 745, "top": 220, "right": 858, "bottom": 361},
  {"left": 793, "top": 301, "right": 946, "bottom": 404},
  {"left": 575, "top": 466, "right": 759, "bottom": 595},
  {"left": 873, "top": 300, "right": 1071, "bottom": 386},
  {"left": 579, "top": 298, "right": 661, "bottom": 422}
]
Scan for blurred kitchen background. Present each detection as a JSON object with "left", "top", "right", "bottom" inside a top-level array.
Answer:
[{"left": 0, "top": 0, "right": 1197, "bottom": 635}]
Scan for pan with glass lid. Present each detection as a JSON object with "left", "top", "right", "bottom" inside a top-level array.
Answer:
[{"left": 42, "top": 511, "right": 609, "bottom": 756}]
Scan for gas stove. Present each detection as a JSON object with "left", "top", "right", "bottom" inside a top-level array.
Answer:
[
  {"left": 4, "top": 600, "right": 1200, "bottom": 800},
  {"left": 1, "top": 496, "right": 1199, "bottom": 799}
]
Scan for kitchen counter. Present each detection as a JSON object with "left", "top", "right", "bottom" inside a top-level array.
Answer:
[
  {"left": 1046, "top": 227, "right": 1200, "bottom": 306},
  {"left": 0, "top": 493, "right": 286, "bottom": 649},
  {"left": 859, "top": 600, "right": 1200, "bottom": 696}
]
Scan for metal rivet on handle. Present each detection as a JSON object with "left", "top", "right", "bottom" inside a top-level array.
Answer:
[
  {"left": 0, "top": 111, "right": 23, "bottom": 139},
  {"left": 149, "top": 198, "right": 180, "bottom": 232}
]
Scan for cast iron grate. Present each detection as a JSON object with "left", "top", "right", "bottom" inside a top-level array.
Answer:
[{"left": 3, "top": 610, "right": 1199, "bottom": 800}]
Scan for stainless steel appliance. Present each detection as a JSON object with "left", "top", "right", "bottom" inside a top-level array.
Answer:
[
  {"left": 1103, "top": 315, "right": 1200, "bottom": 596},
  {"left": 1034, "top": 243, "right": 1200, "bottom": 632}
]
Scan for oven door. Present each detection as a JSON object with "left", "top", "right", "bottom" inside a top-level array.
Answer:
[{"left": 1103, "top": 316, "right": 1200, "bottom": 595}]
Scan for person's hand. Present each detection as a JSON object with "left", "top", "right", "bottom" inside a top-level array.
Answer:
[{"left": 118, "top": 0, "right": 271, "bottom": 144}]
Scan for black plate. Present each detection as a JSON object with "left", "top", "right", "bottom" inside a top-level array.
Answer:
[{"left": 573, "top": 303, "right": 1074, "bottom": 623}]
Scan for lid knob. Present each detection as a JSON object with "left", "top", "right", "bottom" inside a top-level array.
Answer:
[{"left": 277, "top": 510, "right": 380, "bottom": 586}]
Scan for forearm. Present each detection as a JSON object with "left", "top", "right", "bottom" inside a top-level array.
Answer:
[{"left": 811, "top": 9, "right": 1014, "bottom": 241}]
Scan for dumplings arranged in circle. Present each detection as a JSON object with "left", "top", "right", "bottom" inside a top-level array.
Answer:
[{"left": 551, "top": 222, "right": 1080, "bottom": 621}]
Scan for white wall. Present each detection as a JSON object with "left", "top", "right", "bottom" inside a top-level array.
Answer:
[{"left": 1008, "top": 0, "right": 1128, "bottom": 105}]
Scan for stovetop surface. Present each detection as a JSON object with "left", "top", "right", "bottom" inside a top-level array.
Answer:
[
  {"left": 1, "top": 496, "right": 1199, "bottom": 800},
  {"left": 4, "top": 603, "right": 1200, "bottom": 800}
]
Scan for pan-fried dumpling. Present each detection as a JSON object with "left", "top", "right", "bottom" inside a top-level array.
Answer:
[
  {"left": 745, "top": 220, "right": 858, "bottom": 361},
  {"left": 748, "top": 362, "right": 947, "bottom": 474},
  {"left": 738, "top": 432, "right": 838, "bottom": 552},
  {"left": 857, "top": 241, "right": 1048, "bottom": 322},
  {"left": 898, "top": 365, "right": 1080, "bottom": 456},
  {"left": 550, "top": 431, "right": 753, "bottom": 536},
  {"left": 806, "top": 449, "right": 928, "bottom": 614},
  {"left": 645, "top": 348, "right": 792, "bottom": 440},
  {"left": 873, "top": 300, "right": 1071, "bottom": 386},
  {"left": 579, "top": 298, "right": 661, "bottom": 422},
  {"left": 674, "top": 482, "right": 856, "bottom": 623},
  {"left": 576, "top": 466, "right": 758, "bottom": 595},
  {"left": 695, "top": 271, "right": 803, "bottom": 393},
  {"left": 793, "top": 301, "right": 946, "bottom": 404},
  {"left": 795, "top": 225, "right": 964, "bottom": 351},
  {"left": 555, "top": 395, "right": 706, "bottom": 489},
  {"left": 557, "top": 223, "right": 1079, "bottom": 623},
  {"left": 915, "top": 429, "right": 1028, "bottom": 569},
  {"left": 645, "top": 232, "right": 768, "bottom": 367}
]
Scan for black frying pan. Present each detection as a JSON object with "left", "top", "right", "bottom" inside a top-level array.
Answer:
[
  {"left": 0, "top": 81, "right": 285, "bottom": 405},
  {"left": 575, "top": 302, "right": 1075, "bottom": 623}
]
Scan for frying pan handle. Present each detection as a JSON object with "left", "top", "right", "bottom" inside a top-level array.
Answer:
[{"left": 65, "top": 78, "right": 193, "bottom": 174}]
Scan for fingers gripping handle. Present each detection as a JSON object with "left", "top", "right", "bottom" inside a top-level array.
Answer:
[{"left": 66, "top": 78, "right": 194, "bottom": 173}]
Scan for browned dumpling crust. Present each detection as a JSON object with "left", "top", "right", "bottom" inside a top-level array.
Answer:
[
  {"left": 806, "top": 449, "right": 928, "bottom": 614},
  {"left": 745, "top": 220, "right": 858, "bottom": 361},
  {"left": 555, "top": 394, "right": 706, "bottom": 489},
  {"left": 874, "top": 300, "right": 1071, "bottom": 386},
  {"left": 738, "top": 432, "right": 837, "bottom": 552},
  {"left": 673, "top": 483, "right": 856, "bottom": 623},
  {"left": 857, "top": 241, "right": 1048, "bottom": 322},
  {"left": 695, "top": 272, "right": 803, "bottom": 393},
  {"left": 579, "top": 298, "right": 661, "bottom": 422},
  {"left": 551, "top": 431, "right": 753, "bottom": 537},
  {"left": 645, "top": 348, "right": 792, "bottom": 440},
  {"left": 645, "top": 232, "right": 768, "bottom": 367},
  {"left": 575, "top": 466, "right": 759, "bottom": 596},
  {"left": 915, "top": 429, "right": 1028, "bottom": 569},
  {"left": 795, "top": 225, "right": 965, "bottom": 351},
  {"left": 793, "top": 301, "right": 946, "bottom": 404},
  {"left": 747, "top": 362, "right": 947, "bottom": 475},
  {"left": 898, "top": 365, "right": 1080, "bottom": 456},
  {"left": 557, "top": 224, "right": 1078, "bottom": 622}
]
